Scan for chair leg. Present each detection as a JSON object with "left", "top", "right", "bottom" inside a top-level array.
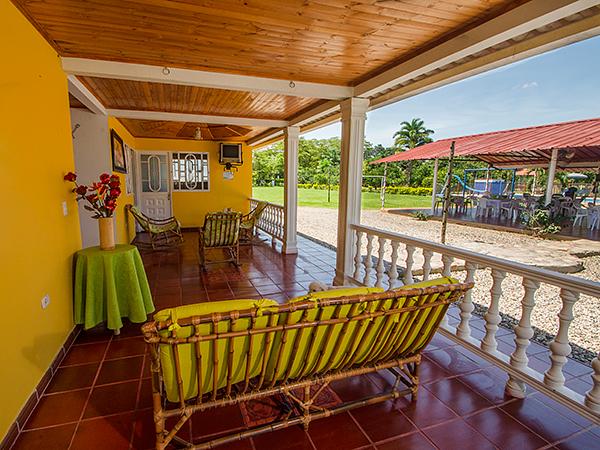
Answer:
[{"left": 199, "top": 244, "right": 206, "bottom": 269}]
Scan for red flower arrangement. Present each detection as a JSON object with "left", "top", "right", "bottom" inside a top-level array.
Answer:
[{"left": 64, "top": 171, "right": 122, "bottom": 218}]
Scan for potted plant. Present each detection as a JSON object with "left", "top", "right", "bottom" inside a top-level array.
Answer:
[{"left": 64, "top": 172, "right": 121, "bottom": 250}]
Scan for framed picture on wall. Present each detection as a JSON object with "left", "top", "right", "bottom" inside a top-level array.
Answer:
[{"left": 110, "top": 129, "right": 127, "bottom": 173}]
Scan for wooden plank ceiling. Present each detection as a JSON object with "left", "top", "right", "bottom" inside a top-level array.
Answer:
[
  {"left": 119, "top": 119, "right": 267, "bottom": 141},
  {"left": 13, "top": 0, "right": 519, "bottom": 140},
  {"left": 79, "top": 77, "right": 318, "bottom": 120}
]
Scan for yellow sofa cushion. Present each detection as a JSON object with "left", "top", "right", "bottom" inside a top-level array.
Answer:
[
  {"left": 267, "top": 279, "right": 458, "bottom": 382},
  {"left": 155, "top": 299, "right": 279, "bottom": 402}
]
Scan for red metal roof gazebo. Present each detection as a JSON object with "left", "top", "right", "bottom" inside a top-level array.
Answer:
[{"left": 374, "top": 117, "right": 600, "bottom": 169}]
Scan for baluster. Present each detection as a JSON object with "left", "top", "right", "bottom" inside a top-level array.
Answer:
[
  {"left": 456, "top": 261, "right": 477, "bottom": 339},
  {"left": 388, "top": 240, "right": 400, "bottom": 289},
  {"left": 439, "top": 254, "right": 454, "bottom": 326},
  {"left": 441, "top": 254, "right": 453, "bottom": 277},
  {"left": 422, "top": 249, "right": 433, "bottom": 281},
  {"left": 375, "top": 237, "right": 386, "bottom": 288},
  {"left": 353, "top": 231, "right": 363, "bottom": 281},
  {"left": 362, "top": 234, "right": 375, "bottom": 286},
  {"left": 544, "top": 288, "right": 579, "bottom": 389},
  {"left": 505, "top": 278, "right": 540, "bottom": 398},
  {"left": 403, "top": 245, "right": 415, "bottom": 285},
  {"left": 481, "top": 268, "right": 506, "bottom": 353},
  {"left": 585, "top": 353, "right": 600, "bottom": 413}
]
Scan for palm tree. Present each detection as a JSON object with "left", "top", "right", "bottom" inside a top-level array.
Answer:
[{"left": 393, "top": 118, "right": 434, "bottom": 185}]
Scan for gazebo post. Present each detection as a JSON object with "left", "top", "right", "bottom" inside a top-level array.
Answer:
[
  {"left": 545, "top": 148, "right": 559, "bottom": 205},
  {"left": 431, "top": 158, "right": 439, "bottom": 212}
]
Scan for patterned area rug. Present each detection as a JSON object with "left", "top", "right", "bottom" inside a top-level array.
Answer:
[{"left": 240, "top": 385, "right": 342, "bottom": 428}]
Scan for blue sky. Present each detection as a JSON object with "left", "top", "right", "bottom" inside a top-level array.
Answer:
[{"left": 304, "top": 35, "right": 600, "bottom": 147}]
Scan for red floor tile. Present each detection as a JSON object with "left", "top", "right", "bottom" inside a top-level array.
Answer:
[
  {"left": 191, "top": 404, "right": 246, "bottom": 440},
  {"left": 389, "top": 389, "right": 457, "bottom": 429},
  {"left": 457, "top": 366, "right": 513, "bottom": 405},
  {"left": 252, "top": 424, "right": 314, "bottom": 450},
  {"left": 24, "top": 390, "right": 89, "bottom": 429},
  {"left": 422, "top": 417, "right": 496, "bottom": 450},
  {"left": 83, "top": 380, "right": 139, "bottom": 419},
  {"left": 500, "top": 396, "right": 583, "bottom": 443},
  {"left": 466, "top": 407, "right": 549, "bottom": 449},
  {"left": 105, "top": 337, "right": 146, "bottom": 359},
  {"left": 424, "top": 376, "right": 493, "bottom": 416},
  {"left": 45, "top": 362, "right": 99, "bottom": 394},
  {"left": 60, "top": 342, "right": 108, "bottom": 366},
  {"left": 307, "top": 412, "right": 370, "bottom": 450},
  {"left": 96, "top": 355, "right": 143, "bottom": 385},
  {"left": 11, "top": 423, "right": 76, "bottom": 450},
  {"left": 350, "top": 400, "right": 416, "bottom": 443},
  {"left": 375, "top": 432, "right": 435, "bottom": 450},
  {"left": 556, "top": 429, "right": 600, "bottom": 450},
  {"left": 71, "top": 412, "right": 134, "bottom": 450}
]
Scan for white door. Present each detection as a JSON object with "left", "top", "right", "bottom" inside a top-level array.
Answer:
[{"left": 138, "top": 152, "right": 172, "bottom": 219}]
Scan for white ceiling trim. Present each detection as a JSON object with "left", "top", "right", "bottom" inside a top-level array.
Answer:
[
  {"left": 107, "top": 109, "right": 288, "bottom": 128},
  {"left": 61, "top": 57, "right": 353, "bottom": 100},
  {"left": 67, "top": 75, "right": 106, "bottom": 115}
]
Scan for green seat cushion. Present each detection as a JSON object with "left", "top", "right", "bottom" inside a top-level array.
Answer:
[{"left": 155, "top": 299, "right": 279, "bottom": 402}]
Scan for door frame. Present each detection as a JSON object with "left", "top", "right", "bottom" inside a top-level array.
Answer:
[{"left": 136, "top": 150, "right": 173, "bottom": 217}]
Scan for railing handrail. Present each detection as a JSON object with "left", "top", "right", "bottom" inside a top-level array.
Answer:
[
  {"left": 350, "top": 223, "right": 600, "bottom": 298},
  {"left": 249, "top": 197, "right": 284, "bottom": 209}
]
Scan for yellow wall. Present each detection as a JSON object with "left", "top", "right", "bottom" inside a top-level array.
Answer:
[
  {"left": 108, "top": 118, "right": 136, "bottom": 244},
  {"left": 133, "top": 137, "right": 253, "bottom": 227},
  {"left": 0, "top": 1, "right": 81, "bottom": 438}
]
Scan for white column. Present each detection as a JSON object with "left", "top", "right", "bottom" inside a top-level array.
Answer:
[
  {"left": 335, "top": 97, "right": 370, "bottom": 285},
  {"left": 283, "top": 126, "right": 300, "bottom": 254},
  {"left": 545, "top": 148, "right": 558, "bottom": 205},
  {"left": 431, "top": 158, "right": 439, "bottom": 212}
]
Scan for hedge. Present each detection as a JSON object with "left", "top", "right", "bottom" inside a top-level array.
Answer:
[{"left": 295, "top": 184, "right": 432, "bottom": 196}]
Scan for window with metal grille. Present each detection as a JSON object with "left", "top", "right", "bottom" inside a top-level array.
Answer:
[{"left": 171, "top": 152, "right": 210, "bottom": 191}]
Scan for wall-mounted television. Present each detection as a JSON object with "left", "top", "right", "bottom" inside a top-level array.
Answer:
[{"left": 219, "top": 143, "right": 243, "bottom": 165}]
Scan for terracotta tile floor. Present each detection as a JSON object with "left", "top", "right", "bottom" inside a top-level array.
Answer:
[{"left": 11, "top": 232, "right": 599, "bottom": 449}]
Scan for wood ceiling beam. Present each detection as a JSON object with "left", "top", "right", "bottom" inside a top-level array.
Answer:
[
  {"left": 61, "top": 58, "right": 354, "bottom": 100},
  {"left": 354, "top": 0, "right": 598, "bottom": 98},
  {"left": 67, "top": 75, "right": 106, "bottom": 115},
  {"left": 107, "top": 109, "right": 288, "bottom": 128}
]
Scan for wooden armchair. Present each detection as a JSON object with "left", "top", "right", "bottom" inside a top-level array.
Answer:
[
  {"left": 240, "top": 201, "right": 268, "bottom": 244},
  {"left": 125, "top": 204, "right": 183, "bottom": 250},
  {"left": 198, "top": 211, "right": 242, "bottom": 268},
  {"left": 142, "top": 277, "right": 472, "bottom": 450}
]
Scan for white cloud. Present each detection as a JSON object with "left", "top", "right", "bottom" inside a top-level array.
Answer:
[{"left": 521, "top": 81, "right": 539, "bottom": 89}]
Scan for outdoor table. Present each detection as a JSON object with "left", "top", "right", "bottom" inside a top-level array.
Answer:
[{"left": 74, "top": 244, "right": 154, "bottom": 333}]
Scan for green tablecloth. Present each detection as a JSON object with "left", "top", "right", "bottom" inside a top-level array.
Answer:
[{"left": 74, "top": 244, "right": 154, "bottom": 330}]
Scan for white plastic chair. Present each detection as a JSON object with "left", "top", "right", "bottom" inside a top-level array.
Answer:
[
  {"left": 589, "top": 207, "right": 600, "bottom": 231},
  {"left": 573, "top": 208, "right": 588, "bottom": 227}
]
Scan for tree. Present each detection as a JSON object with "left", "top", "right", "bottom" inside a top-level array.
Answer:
[{"left": 393, "top": 118, "right": 434, "bottom": 186}]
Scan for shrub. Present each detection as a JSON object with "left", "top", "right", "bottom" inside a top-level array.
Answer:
[{"left": 521, "top": 209, "right": 563, "bottom": 236}]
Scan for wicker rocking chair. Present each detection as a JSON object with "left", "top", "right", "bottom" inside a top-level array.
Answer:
[
  {"left": 240, "top": 201, "right": 268, "bottom": 244},
  {"left": 125, "top": 204, "right": 183, "bottom": 250},
  {"left": 198, "top": 211, "right": 242, "bottom": 269}
]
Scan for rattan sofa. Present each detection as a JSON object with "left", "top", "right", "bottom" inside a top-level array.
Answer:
[{"left": 141, "top": 277, "right": 472, "bottom": 450}]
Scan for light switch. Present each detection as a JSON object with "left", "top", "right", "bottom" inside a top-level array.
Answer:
[{"left": 62, "top": 201, "right": 68, "bottom": 216}]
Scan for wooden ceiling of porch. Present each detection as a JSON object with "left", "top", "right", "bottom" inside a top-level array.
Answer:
[
  {"left": 15, "top": 0, "right": 591, "bottom": 142},
  {"left": 118, "top": 118, "right": 268, "bottom": 141},
  {"left": 13, "top": 0, "right": 516, "bottom": 85},
  {"left": 78, "top": 77, "right": 320, "bottom": 120}
]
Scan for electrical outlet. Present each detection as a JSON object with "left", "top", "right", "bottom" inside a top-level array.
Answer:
[
  {"left": 62, "top": 201, "right": 68, "bottom": 216},
  {"left": 41, "top": 294, "right": 50, "bottom": 309}
]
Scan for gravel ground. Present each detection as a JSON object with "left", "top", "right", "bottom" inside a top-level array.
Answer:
[{"left": 298, "top": 207, "right": 600, "bottom": 356}]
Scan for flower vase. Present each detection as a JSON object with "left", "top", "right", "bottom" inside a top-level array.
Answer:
[{"left": 98, "top": 217, "right": 115, "bottom": 250}]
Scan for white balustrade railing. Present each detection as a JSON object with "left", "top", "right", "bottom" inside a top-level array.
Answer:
[
  {"left": 249, "top": 198, "right": 284, "bottom": 244},
  {"left": 349, "top": 223, "right": 600, "bottom": 421}
]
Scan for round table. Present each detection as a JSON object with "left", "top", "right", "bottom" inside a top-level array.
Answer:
[{"left": 74, "top": 244, "right": 154, "bottom": 332}]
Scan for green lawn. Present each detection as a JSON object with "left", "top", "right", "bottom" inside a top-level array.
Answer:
[{"left": 252, "top": 186, "right": 431, "bottom": 209}]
